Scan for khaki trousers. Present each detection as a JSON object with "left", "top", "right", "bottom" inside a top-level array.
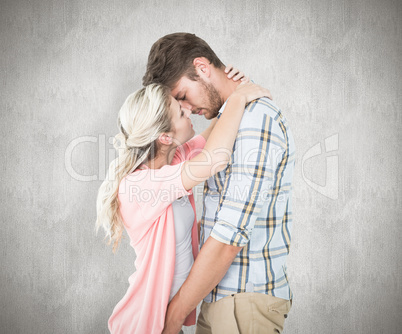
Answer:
[{"left": 195, "top": 293, "right": 291, "bottom": 334}]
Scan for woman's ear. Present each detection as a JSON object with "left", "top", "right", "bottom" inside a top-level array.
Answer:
[
  {"left": 158, "top": 133, "right": 173, "bottom": 145},
  {"left": 193, "top": 57, "right": 211, "bottom": 78}
]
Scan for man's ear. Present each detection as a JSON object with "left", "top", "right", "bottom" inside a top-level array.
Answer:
[
  {"left": 158, "top": 133, "right": 173, "bottom": 145},
  {"left": 193, "top": 57, "right": 211, "bottom": 78}
]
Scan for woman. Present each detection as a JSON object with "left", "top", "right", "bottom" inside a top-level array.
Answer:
[{"left": 96, "top": 69, "right": 271, "bottom": 334}]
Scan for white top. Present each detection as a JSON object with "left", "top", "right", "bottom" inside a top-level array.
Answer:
[{"left": 169, "top": 195, "right": 195, "bottom": 301}]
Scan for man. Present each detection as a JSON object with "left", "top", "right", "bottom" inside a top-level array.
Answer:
[{"left": 143, "top": 33, "right": 295, "bottom": 334}]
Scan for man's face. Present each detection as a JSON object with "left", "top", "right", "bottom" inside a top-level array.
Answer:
[{"left": 170, "top": 76, "right": 223, "bottom": 120}]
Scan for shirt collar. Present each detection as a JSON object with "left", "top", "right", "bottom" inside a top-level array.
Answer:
[{"left": 217, "top": 100, "right": 228, "bottom": 119}]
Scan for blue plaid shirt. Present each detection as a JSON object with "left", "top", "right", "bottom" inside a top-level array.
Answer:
[{"left": 200, "top": 97, "right": 296, "bottom": 302}]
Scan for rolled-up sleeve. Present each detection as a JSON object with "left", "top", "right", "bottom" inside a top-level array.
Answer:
[{"left": 210, "top": 105, "right": 287, "bottom": 247}]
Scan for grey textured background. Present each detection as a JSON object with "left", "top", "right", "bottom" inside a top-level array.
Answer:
[{"left": 1, "top": 0, "right": 401, "bottom": 333}]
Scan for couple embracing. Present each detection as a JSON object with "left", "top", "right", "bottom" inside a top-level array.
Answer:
[{"left": 96, "top": 32, "right": 295, "bottom": 334}]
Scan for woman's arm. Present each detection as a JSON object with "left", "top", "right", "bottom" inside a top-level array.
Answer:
[
  {"left": 199, "top": 66, "right": 249, "bottom": 141},
  {"left": 199, "top": 118, "right": 217, "bottom": 141},
  {"left": 224, "top": 64, "right": 249, "bottom": 82},
  {"left": 181, "top": 82, "right": 271, "bottom": 191}
]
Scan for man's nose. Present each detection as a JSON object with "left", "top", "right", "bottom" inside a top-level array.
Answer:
[{"left": 179, "top": 100, "right": 193, "bottom": 111}]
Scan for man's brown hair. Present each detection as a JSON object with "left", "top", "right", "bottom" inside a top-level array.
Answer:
[{"left": 142, "top": 32, "right": 224, "bottom": 88}]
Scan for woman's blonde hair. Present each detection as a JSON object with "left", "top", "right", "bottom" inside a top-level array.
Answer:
[{"left": 96, "top": 84, "right": 172, "bottom": 252}]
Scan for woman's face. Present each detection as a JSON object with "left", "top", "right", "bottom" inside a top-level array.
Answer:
[{"left": 169, "top": 96, "right": 195, "bottom": 146}]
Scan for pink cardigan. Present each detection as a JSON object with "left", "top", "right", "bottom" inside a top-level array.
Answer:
[{"left": 108, "top": 135, "right": 206, "bottom": 334}]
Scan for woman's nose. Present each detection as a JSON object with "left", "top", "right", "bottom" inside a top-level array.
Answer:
[{"left": 181, "top": 107, "right": 191, "bottom": 118}]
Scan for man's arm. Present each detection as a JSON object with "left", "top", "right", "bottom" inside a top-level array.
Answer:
[
  {"left": 162, "top": 237, "right": 242, "bottom": 334},
  {"left": 164, "top": 100, "right": 287, "bottom": 333}
]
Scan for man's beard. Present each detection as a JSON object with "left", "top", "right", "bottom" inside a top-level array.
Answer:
[{"left": 200, "top": 79, "right": 223, "bottom": 119}]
